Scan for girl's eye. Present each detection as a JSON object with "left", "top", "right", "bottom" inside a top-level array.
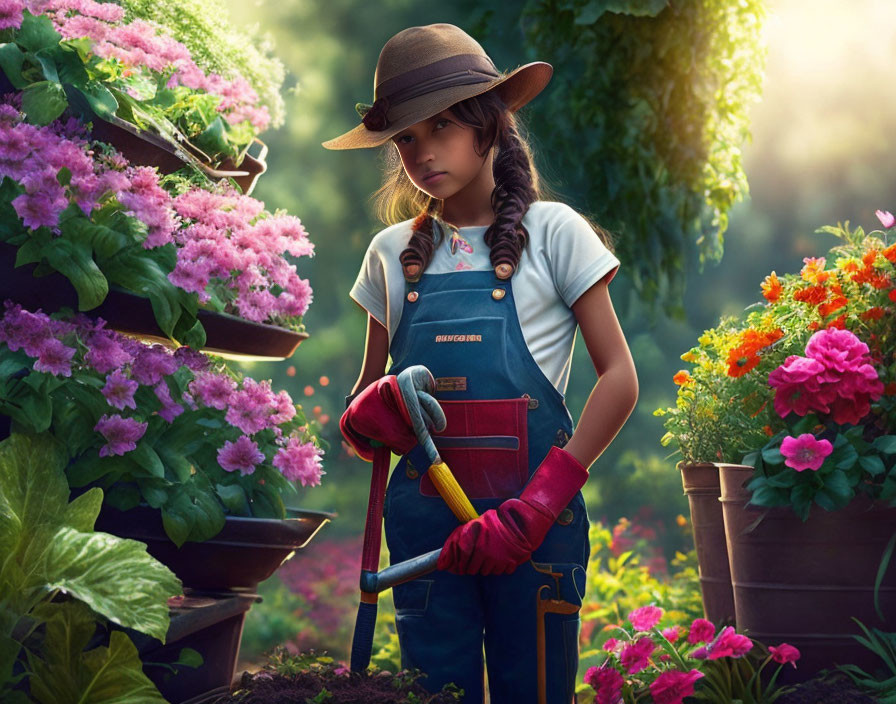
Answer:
[{"left": 395, "top": 119, "right": 451, "bottom": 145}]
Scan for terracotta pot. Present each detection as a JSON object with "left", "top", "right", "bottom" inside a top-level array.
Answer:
[
  {"left": 0, "top": 243, "right": 308, "bottom": 360},
  {"left": 678, "top": 461, "right": 736, "bottom": 627},
  {"left": 88, "top": 110, "right": 268, "bottom": 195},
  {"left": 94, "top": 503, "right": 336, "bottom": 592},
  {"left": 719, "top": 463, "right": 896, "bottom": 685}
]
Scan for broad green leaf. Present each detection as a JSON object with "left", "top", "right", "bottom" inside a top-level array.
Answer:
[
  {"left": 76, "top": 81, "right": 119, "bottom": 119},
  {"left": 21, "top": 81, "right": 68, "bottom": 126},
  {"left": 28, "top": 605, "right": 167, "bottom": 704},
  {"left": 42, "top": 236, "right": 108, "bottom": 310},
  {"left": 824, "top": 468, "right": 853, "bottom": 501},
  {"left": 16, "top": 11, "right": 61, "bottom": 53},
  {"left": 216, "top": 483, "right": 250, "bottom": 515},
  {"left": 0, "top": 44, "right": 26, "bottom": 89},
  {"left": 873, "top": 436, "right": 896, "bottom": 455},
  {"left": 131, "top": 443, "right": 164, "bottom": 479},
  {"left": 760, "top": 446, "right": 784, "bottom": 466},
  {"left": 859, "top": 455, "right": 886, "bottom": 477},
  {"left": 43, "top": 526, "right": 180, "bottom": 641}
]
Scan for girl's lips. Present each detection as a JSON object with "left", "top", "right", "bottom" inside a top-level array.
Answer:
[{"left": 422, "top": 171, "right": 447, "bottom": 184}]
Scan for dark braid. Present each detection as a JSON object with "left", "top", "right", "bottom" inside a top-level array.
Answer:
[
  {"left": 398, "top": 90, "right": 538, "bottom": 281},
  {"left": 484, "top": 120, "right": 536, "bottom": 279}
]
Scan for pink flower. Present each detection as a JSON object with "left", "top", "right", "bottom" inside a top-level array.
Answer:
[
  {"left": 628, "top": 604, "right": 663, "bottom": 631},
  {"left": 154, "top": 381, "right": 184, "bottom": 422},
  {"left": 217, "top": 436, "right": 265, "bottom": 476},
  {"left": 0, "top": 0, "right": 24, "bottom": 30},
  {"left": 603, "top": 637, "right": 620, "bottom": 652},
  {"left": 583, "top": 665, "right": 624, "bottom": 704},
  {"left": 661, "top": 625, "right": 681, "bottom": 642},
  {"left": 687, "top": 618, "right": 715, "bottom": 644},
  {"left": 767, "top": 355, "right": 825, "bottom": 417},
  {"left": 189, "top": 371, "right": 237, "bottom": 410},
  {"left": 769, "top": 642, "right": 800, "bottom": 666},
  {"left": 702, "top": 626, "right": 753, "bottom": 659},
  {"left": 649, "top": 669, "right": 704, "bottom": 704},
  {"left": 619, "top": 636, "right": 656, "bottom": 674},
  {"left": 780, "top": 433, "right": 833, "bottom": 472},
  {"left": 101, "top": 369, "right": 138, "bottom": 410},
  {"left": 876, "top": 209, "right": 895, "bottom": 228},
  {"left": 273, "top": 437, "right": 325, "bottom": 487},
  {"left": 94, "top": 414, "right": 147, "bottom": 457}
]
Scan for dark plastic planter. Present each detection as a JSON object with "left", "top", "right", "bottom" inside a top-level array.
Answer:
[
  {"left": 719, "top": 463, "right": 896, "bottom": 685},
  {"left": 0, "top": 243, "right": 309, "bottom": 360},
  {"left": 94, "top": 503, "right": 336, "bottom": 592},
  {"left": 678, "top": 461, "right": 736, "bottom": 627}
]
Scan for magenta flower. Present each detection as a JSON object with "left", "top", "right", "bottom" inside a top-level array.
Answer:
[
  {"left": 661, "top": 625, "right": 681, "bottom": 642},
  {"left": 876, "top": 209, "right": 895, "bottom": 228},
  {"left": 700, "top": 626, "right": 753, "bottom": 660},
  {"left": 603, "top": 637, "right": 620, "bottom": 652},
  {"left": 583, "top": 665, "right": 624, "bottom": 704},
  {"left": 687, "top": 618, "right": 715, "bottom": 644},
  {"left": 101, "top": 369, "right": 138, "bottom": 410},
  {"left": 767, "top": 355, "right": 825, "bottom": 417},
  {"left": 649, "top": 669, "right": 704, "bottom": 704},
  {"left": 780, "top": 433, "right": 833, "bottom": 472},
  {"left": 130, "top": 344, "right": 179, "bottom": 386},
  {"left": 217, "top": 435, "right": 265, "bottom": 476},
  {"left": 94, "top": 414, "right": 147, "bottom": 457},
  {"left": 189, "top": 370, "right": 236, "bottom": 410},
  {"left": 84, "top": 331, "right": 134, "bottom": 373},
  {"left": 769, "top": 642, "right": 800, "bottom": 666},
  {"left": 619, "top": 636, "right": 656, "bottom": 674},
  {"left": 273, "top": 437, "right": 325, "bottom": 487},
  {"left": 628, "top": 604, "right": 663, "bottom": 631},
  {"left": 154, "top": 381, "right": 184, "bottom": 423}
]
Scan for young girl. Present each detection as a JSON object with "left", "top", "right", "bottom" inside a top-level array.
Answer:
[{"left": 324, "top": 23, "right": 639, "bottom": 704}]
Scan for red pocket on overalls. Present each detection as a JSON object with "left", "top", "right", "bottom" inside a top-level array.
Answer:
[{"left": 420, "top": 398, "right": 529, "bottom": 500}]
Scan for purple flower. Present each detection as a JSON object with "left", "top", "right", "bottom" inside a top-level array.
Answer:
[
  {"left": 94, "top": 414, "right": 147, "bottom": 457},
  {"left": 217, "top": 435, "right": 265, "bottom": 476},
  {"left": 154, "top": 381, "right": 184, "bottom": 423},
  {"left": 189, "top": 370, "right": 236, "bottom": 410},
  {"left": 173, "top": 345, "right": 210, "bottom": 372},
  {"left": 84, "top": 331, "right": 134, "bottom": 373},
  {"left": 33, "top": 337, "right": 76, "bottom": 376},
  {"left": 130, "top": 344, "right": 178, "bottom": 385},
  {"left": 101, "top": 369, "right": 138, "bottom": 410}
]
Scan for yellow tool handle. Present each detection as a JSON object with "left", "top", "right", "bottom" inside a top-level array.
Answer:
[{"left": 428, "top": 461, "right": 479, "bottom": 522}]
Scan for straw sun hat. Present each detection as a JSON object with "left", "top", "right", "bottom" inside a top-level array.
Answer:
[{"left": 321, "top": 23, "right": 552, "bottom": 150}]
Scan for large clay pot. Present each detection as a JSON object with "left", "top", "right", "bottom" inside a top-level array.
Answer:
[
  {"left": 94, "top": 503, "right": 336, "bottom": 592},
  {"left": 678, "top": 461, "right": 736, "bottom": 627},
  {"left": 719, "top": 463, "right": 896, "bottom": 685},
  {"left": 0, "top": 243, "right": 308, "bottom": 361}
]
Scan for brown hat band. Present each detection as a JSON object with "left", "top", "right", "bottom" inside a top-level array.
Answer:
[{"left": 362, "top": 54, "right": 501, "bottom": 132}]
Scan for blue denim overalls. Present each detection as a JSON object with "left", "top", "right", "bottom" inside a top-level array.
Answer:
[{"left": 384, "top": 268, "right": 590, "bottom": 703}]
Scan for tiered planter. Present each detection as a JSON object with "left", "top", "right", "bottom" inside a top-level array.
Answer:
[
  {"left": 719, "top": 463, "right": 896, "bottom": 685},
  {"left": 678, "top": 461, "right": 736, "bottom": 627},
  {"left": 0, "top": 243, "right": 308, "bottom": 361}
]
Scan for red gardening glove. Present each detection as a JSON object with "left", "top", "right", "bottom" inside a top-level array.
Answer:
[
  {"left": 339, "top": 376, "right": 416, "bottom": 462},
  {"left": 436, "top": 445, "right": 589, "bottom": 575}
]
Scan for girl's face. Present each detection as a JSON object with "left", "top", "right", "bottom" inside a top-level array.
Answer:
[{"left": 391, "top": 109, "right": 491, "bottom": 199}]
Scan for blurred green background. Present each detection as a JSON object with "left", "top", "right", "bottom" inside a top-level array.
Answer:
[{"left": 222, "top": 0, "right": 896, "bottom": 614}]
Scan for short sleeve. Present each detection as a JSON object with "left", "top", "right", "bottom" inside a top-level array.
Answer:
[
  {"left": 548, "top": 207, "right": 621, "bottom": 307},
  {"left": 349, "top": 238, "right": 388, "bottom": 329}
]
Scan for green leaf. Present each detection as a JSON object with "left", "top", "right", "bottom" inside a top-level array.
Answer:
[
  {"left": 873, "top": 436, "right": 896, "bottom": 455},
  {"left": 216, "top": 483, "right": 250, "bottom": 515},
  {"left": 0, "top": 434, "right": 180, "bottom": 642},
  {"left": 824, "top": 468, "right": 853, "bottom": 502},
  {"left": 761, "top": 446, "right": 784, "bottom": 466},
  {"left": 104, "top": 483, "right": 141, "bottom": 511},
  {"left": 42, "top": 236, "right": 108, "bottom": 310},
  {"left": 814, "top": 488, "right": 838, "bottom": 511},
  {"left": 0, "top": 43, "right": 27, "bottom": 89},
  {"left": 21, "top": 81, "right": 68, "bottom": 126},
  {"left": 834, "top": 442, "right": 858, "bottom": 471},
  {"left": 131, "top": 443, "right": 164, "bottom": 479},
  {"left": 16, "top": 11, "right": 62, "bottom": 53},
  {"left": 859, "top": 455, "right": 886, "bottom": 477},
  {"left": 75, "top": 81, "right": 119, "bottom": 119},
  {"left": 173, "top": 647, "right": 203, "bottom": 669},
  {"left": 28, "top": 611, "right": 168, "bottom": 704}
]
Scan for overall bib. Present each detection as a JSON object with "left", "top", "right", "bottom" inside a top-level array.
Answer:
[{"left": 385, "top": 268, "right": 590, "bottom": 704}]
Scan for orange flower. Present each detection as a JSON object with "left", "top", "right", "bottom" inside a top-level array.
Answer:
[
  {"left": 749, "top": 399, "right": 768, "bottom": 418},
  {"left": 761, "top": 271, "right": 782, "bottom": 302},
  {"left": 826, "top": 313, "right": 847, "bottom": 329},
  {"left": 763, "top": 425, "right": 774, "bottom": 436},
  {"left": 800, "top": 257, "right": 827, "bottom": 283},
  {"left": 808, "top": 321, "right": 819, "bottom": 330},
  {"left": 862, "top": 249, "right": 880, "bottom": 267},
  {"left": 673, "top": 370, "right": 693, "bottom": 386},
  {"left": 841, "top": 260, "right": 859, "bottom": 273},
  {"left": 860, "top": 307, "right": 885, "bottom": 321},
  {"left": 817, "top": 294, "right": 848, "bottom": 317},
  {"left": 883, "top": 243, "right": 896, "bottom": 263},
  {"left": 793, "top": 284, "right": 827, "bottom": 305}
]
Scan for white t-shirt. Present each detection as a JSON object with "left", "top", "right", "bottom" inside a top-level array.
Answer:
[{"left": 349, "top": 200, "right": 620, "bottom": 395}]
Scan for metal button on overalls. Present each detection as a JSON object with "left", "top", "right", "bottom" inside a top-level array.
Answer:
[{"left": 384, "top": 269, "right": 589, "bottom": 704}]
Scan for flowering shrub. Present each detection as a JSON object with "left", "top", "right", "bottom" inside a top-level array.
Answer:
[
  {"left": 0, "top": 95, "right": 313, "bottom": 338},
  {"left": 655, "top": 215, "right": 896, "bottom": 520},
  {"left": 0, "top": 300, "right": 325, "bottom": 545},
  {"left": 581, "top": 605, "right": 800, "bottom": 704},
  {"left": 1, "top": 3, "right": 269, "bottom": 163}
]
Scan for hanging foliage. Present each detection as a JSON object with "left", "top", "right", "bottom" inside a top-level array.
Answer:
[{"left": 467, "top": 0, "right": 768, "bottom": 320}]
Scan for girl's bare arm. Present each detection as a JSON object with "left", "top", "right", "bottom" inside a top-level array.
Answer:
[
  {"left": 349, "top": 314, "right": 390, "bottom": 399},
  {"left": 563, "top": 278, "right": 639, "bottom": 470}
]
